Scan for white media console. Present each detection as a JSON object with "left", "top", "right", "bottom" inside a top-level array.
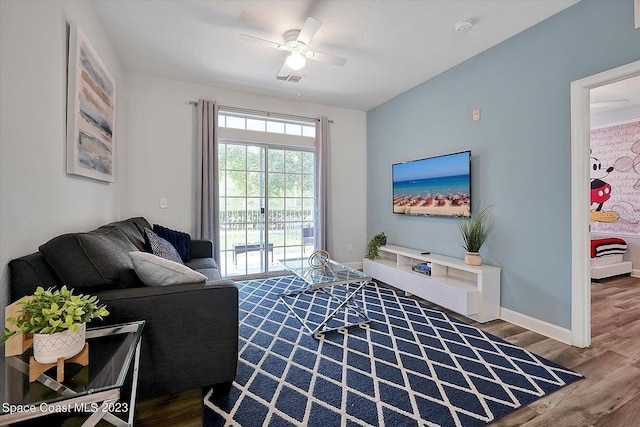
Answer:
[{"left": 363, "top": 244, "right": 501, "bottom": 323}]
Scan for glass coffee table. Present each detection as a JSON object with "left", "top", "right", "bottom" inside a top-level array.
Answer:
[
  {"left": 279, "top": 257, "right": 372, "bottom": 337},
  {"left": 0, "top": 321, "right": 144, "bottom": 426}
]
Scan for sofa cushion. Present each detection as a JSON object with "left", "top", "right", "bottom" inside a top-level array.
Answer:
[
  {"left": 184, "top": 258, "right": 221, "bottom": 281},
  {"left": 99, "top": 217, "right": 151, "bottom": 251},
  {"left": 144, "top": 228, "right": 183, "bottom": 263},
  {"left": 129, "top": 251, "right": 207, "bottom": 286},
  {"left": 39, "top": 227, "right": 141, "bottom": 291},
  {"left": 199, "top": 268, "right": 222, "bottom": 282},
  {"left": 9, "top": 253, "right": 63, "bottom": 300},
  {"left": 153, "top": 224, "right": 192, "bottom": 262},
  {"left": 185, "top": 257, "right": 219, "bottom": 270}
]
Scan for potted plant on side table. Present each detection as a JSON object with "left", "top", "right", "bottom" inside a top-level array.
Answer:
[
  {"left": 3, "top": 285, "right": 109, "bottom": 364},
  {"left": 458, "top": 206, "right": 495, "bottom": 266}
]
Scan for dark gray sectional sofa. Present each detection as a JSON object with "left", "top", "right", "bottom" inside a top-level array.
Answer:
[{"left": 9, "top": 217, "right": 238, "bottom": 399}]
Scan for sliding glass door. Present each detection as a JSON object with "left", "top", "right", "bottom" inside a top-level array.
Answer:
[{"left": 219, "top": 142, "right": 315, "bottom": 277}]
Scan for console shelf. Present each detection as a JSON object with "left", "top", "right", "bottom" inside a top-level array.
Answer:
[{"left": 363, "top": 244, "right": 501, "bottom": 323}]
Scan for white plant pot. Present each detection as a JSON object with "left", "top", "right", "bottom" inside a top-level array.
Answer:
[
  {"left": 33, "top": 323, "right": 86, "bottom": 364},
  {"left": 464, "top": 252, "right": 482, "bottom": 266}
]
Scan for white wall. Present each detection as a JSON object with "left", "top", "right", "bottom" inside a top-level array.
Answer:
[
  {"left": 625, "top": 237, "right": 640, "bottom": 276},
  {"left": 123, "top": 73, "right": 367, "bottom": 265},
  {"left": 0, "top": 0, "right": 127, "bottom": 313}
]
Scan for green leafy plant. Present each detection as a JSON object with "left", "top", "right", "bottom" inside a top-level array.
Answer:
[
  {"left": 458, "top": 206, "right": 495, "bottom": 253},
  {"left": 2, "top": 286, "right": 109, "bottom": 341},
  {"left": 366, "top": 231, "right": 387, "bottom": 259}
]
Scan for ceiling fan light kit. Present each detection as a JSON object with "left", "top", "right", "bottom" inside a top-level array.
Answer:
[{"left": 286, "top": 51, "right": 306, "bottom": 70}]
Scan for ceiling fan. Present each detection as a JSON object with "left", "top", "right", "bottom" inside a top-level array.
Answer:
[
  {"left": 239, "top": 17, "right": 347, "bottom": 79},
  {"left": 590, "top": 99, "right": 630, "bottom": 109}
]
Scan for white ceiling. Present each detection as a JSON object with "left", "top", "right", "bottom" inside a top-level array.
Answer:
[{"left": 93, "top": 0, "right": 580, "bottom": 111}]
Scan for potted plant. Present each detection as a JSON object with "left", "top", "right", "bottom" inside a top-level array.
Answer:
[
  {"left": 3, "top": 285, "right": 109, "bottom": 363},
  {"left": 458, "top": 206, "right": 495, "bottom": 266},
  {"left": 366, "top": 231, "right": 387, "bottom": 259}
]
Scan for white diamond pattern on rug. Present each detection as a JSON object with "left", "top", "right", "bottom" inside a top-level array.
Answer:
[{"left": 205, "top": 276, "right": 582, "bottom": 427}]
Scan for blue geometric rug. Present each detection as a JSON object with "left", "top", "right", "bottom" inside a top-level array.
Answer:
[{"left": 204, "top": 276, "right": 582, "bottom": 426}]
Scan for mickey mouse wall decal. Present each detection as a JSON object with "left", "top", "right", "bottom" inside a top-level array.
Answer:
[{"left": 590, "top": 150, "right": 620, "bottom": 222}]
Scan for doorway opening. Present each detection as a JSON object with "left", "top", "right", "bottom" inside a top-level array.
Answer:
[{"left": 570, "top": 60, "right": 640, "bottom": 347}]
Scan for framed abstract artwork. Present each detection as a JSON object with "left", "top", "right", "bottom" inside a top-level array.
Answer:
[{"left": 66, "top": 22, "right": 116, "bottom": 182}]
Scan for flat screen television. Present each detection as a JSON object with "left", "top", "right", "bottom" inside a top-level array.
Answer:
[{"left": 392, "top": 150, "right": 471, "bottom": 217}]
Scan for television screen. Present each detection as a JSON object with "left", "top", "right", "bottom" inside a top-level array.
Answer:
[{"left": 392, "top": 150, "right": 471, "bottom": 217}]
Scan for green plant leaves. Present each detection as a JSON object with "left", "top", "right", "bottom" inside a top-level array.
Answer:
[
  {"left": 366, "top": 231, "right": 386, "bottom": 259},
  {"left": 1, "top": 285, "right": 109, "bottom": 340},
  {"left": 457, "top": 206, "right": 495, "bottom": 253}
]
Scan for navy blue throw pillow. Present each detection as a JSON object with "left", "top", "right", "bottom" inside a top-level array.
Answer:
[{"left": 152, "top": 224, "right": 192, "bottom": 262}]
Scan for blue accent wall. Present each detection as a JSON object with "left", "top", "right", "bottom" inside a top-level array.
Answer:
[{"left": 367, "top": 0, "right": 640, "bottom": 329}]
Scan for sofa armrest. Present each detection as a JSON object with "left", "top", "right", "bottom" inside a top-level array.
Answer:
[
  {"left": 191, "top": 239, "right": 213, "bottom": 259},
  {"left": 94, "top": 280, "right": 238, "bottom": 397}
]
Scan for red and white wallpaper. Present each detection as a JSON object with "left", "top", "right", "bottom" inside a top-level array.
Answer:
[{"left": 590, "top": 119, "right": 640, "bottom": 235}]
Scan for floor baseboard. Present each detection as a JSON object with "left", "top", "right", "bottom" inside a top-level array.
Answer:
[{"left": 500, "top": 307, "right": 572, "bottom": 345}]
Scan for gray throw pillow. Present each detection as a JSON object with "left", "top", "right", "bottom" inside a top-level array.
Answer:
[
  {"left": 129, "top": 251, "right": 207, "bottom": 286},
  {"left": 143, "top": 228, "right": 183, "bottom": 264}
]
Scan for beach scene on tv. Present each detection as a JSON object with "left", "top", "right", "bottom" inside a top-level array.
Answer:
[{"left": 393, "top": 151, "right": 471, "bottom": 217}]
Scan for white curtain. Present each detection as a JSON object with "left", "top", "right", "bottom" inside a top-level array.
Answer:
[
  {"left": 315, "top": 117, "right": 330, "bottom": 250},
  {"left": 195, "top": 99, "right": 220, "bottom": 265}
]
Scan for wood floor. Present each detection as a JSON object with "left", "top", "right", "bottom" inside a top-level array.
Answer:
[
  {"left": 75, "top": 275, "right": 640, "bottom": 426},
  {"left": 484, "top": 274, "right": 640, "bottom": 426}
]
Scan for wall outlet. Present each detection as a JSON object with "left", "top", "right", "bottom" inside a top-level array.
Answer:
[
  {"left": 472, "top": 108, "right": 481, "bottom": 121},
  {"left": 347, "top": 243, "right": 353, "bottom": 252},
  {"left": 159, "top": 198, "right": 168, "bottom": 209}
]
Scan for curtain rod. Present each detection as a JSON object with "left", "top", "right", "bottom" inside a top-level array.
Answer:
[{"left": 187, "top": 101, "right": 333, "bottom": 123}]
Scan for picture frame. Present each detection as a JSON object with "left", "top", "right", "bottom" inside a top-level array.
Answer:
[{"left": 66, "top": 22, "right": 116, "bottom": 182}]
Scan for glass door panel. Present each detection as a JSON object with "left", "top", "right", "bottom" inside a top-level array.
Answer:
[
  {"left": 219, "top": 143, "right": 315, "bottom": 277},
  {"left": 219, "top": 144, "right": 266, "bottom": 277},
  {"left": 268, "top": 149, "right": 284, "bottom": 173}
]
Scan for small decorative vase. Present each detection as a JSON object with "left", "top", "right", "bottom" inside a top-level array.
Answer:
[
  {"left": 380, "top": 236, "right": 387, "bottom": 246},
  {"left": 464, "top": 252, "right": 482, "bottom": 266},
  {"left": 33, "top": 323, "right": 86, "bottom": 364}
]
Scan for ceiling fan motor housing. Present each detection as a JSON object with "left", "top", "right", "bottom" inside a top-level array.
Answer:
[{"left": 284, "top": 30, "right": 303, "bottom": 47}]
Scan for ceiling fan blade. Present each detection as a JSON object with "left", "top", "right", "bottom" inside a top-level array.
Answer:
[
  {"left": 297, "top": 17, "right": 322, "bottom": 46},
  {"left": 307, "top": 50, "right": 347, "bottom": 67},
  {"left": 239, "top": 33, "right": 286, "bottom": 50},
  {"left": 590, "top": 99, "right": 630, "bottom": 108},
  {"left": 277, "top": 59, "right": 294, "bottom": 77}
]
